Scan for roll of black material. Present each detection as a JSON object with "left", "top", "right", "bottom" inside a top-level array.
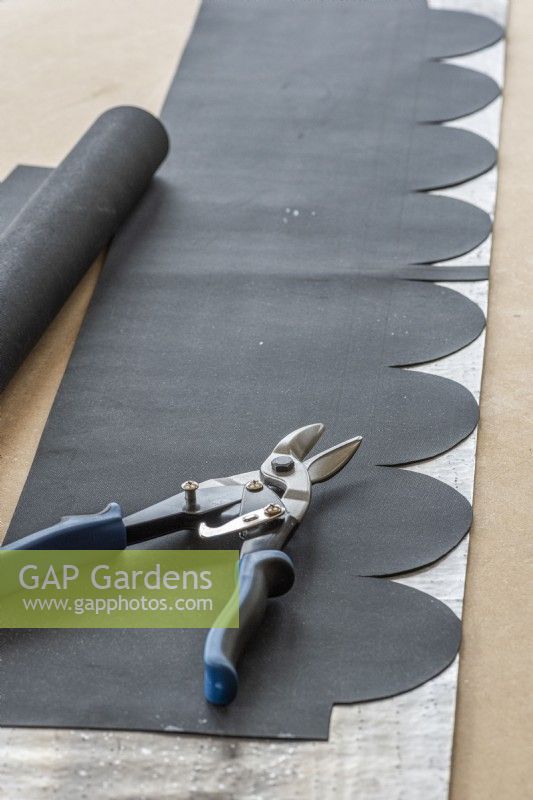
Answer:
[{"left": 0, "top": 106, "right": 169, "bottom": 391}]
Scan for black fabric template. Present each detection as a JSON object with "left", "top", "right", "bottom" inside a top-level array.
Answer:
[
  {"left": 0, "top": 107, "right": 168, "bottom": 391},
  {"left": 1, "top": 1, "right": 502, "bottom": 739}
]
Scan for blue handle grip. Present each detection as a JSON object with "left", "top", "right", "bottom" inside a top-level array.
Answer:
[
  {"left": 204, "top": 549, "right": 295, "bottom": 705},
  {"left": 2, "top": 503, "right": 127, "bottom": 550}
]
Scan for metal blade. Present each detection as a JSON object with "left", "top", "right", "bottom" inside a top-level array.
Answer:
[
  {"left": 304, "top": 436, "right": 363, "bottom": 484},
  {"left": 272, "top": 423, "right": 325, "bottom": 461}
]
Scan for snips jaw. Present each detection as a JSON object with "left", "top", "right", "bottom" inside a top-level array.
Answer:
[{"left": 199, "top": 424, "right": 362, "bottom": 539}]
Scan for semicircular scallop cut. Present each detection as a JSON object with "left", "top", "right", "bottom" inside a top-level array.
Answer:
[
  {"left": 384, "top": 280, "right": 486, "bottom": 366},
  {"left": 417, "top": 62, "right": 500, "bottom": 123},
  {"left": 317, "top": 579, "right": 462, "bottom": 706},
  {"left": 301, "top": 465, "right": 472, "bottom": 576},
  {"left": 367, "top": 368, "right": 479, "bottom": 466},
  {"left": 426, "top": 9, "right": 503, "bottom": 59},
  {"left": 0, "top": 578, "right": 461, "bottom": 739},
  {"left": 221, "top": 577, "right": 462, "bottom": 738},
  {"left": 395, "top": 193, "right": 492, "bottom": 265},
  {"left": 410, "top": 126, "right": 496, "bottom": 191}
]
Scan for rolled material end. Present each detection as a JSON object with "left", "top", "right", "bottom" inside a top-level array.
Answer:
[{"left": 0, "top": 106, "right": 169, "bottom": 391}]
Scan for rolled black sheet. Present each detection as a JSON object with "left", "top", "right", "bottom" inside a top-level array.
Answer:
[{"left": 0, "top": 106, "right": 168, "bottom": 390}]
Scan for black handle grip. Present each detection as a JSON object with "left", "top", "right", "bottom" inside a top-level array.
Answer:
[{"left": 203, "top": 549, "right": 295, "bottom": 705}]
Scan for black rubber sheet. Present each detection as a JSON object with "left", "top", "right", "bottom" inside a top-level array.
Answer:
[
  {"left": 1, "top": 1, "right": 502, "bottom": 739},
  {"left": 0, "top": 106, "right": 168, "bottom": 391}
]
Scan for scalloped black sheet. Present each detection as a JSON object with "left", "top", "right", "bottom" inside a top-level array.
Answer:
[{"left": 1, "top": 0, "right": 503, "bottom": 738}]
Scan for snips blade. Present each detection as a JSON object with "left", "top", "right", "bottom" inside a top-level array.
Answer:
[
  {"left": 272, "top": 423, "right": 325, "bottom": 461},
  {"left": 304, "top": 436, "right": 363, "bottom": 484}
]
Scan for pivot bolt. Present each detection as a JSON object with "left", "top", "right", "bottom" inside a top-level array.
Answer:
[
  {"left": 246, "top": 479, "right": 264, "bottom": 492},
  {"left": 264, "top": 503, "right": 283, "bottom": 518},
  {"left": 181, "top": 480, "right": 199, "bottom": 511},
  {"left": 271, "top": 455, "right": 294, "bottom": 474}
]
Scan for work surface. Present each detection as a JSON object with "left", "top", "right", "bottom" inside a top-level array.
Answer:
[{"left": 0, "top": 1, "right": 530, "bottom": 798}]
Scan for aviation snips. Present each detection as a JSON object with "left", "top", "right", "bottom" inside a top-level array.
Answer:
[{"left": 3, "top": 424, "right": 362, "bottom": 705}]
